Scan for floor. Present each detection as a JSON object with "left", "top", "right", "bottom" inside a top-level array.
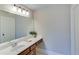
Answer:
[{"left": 36, "top": 48, "right": 47, "bottom": 55}]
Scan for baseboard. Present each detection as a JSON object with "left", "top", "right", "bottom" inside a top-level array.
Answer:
[{"left": 36, "top": 48, "right": 62, "bottom": 55}]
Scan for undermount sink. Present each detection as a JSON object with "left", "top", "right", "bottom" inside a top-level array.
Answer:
[
  {"left": 25, "top": 38, "right": 36, "bottom": 42},
  {"left": 27, "top": 40, "right": 32, "bottom": 42},
  {"left": 11, "top": 45, "right": 25, "bottom": 51},
  {"left": 9, "top": 41, "right": 27, "bottom": 50}
]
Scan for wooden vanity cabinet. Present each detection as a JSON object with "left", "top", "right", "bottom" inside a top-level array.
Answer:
[
  {"left": 27, "top": 44, "right": 37, "bottom": 55},
  {"left": 18, "top": 38, "right": 43, "bottom": 55},
  {"left": 18, "top": 48, "right": 30, "bottom": 55},
  {"left": 27, "top": 48, "right": 36, "bottom": 55}
]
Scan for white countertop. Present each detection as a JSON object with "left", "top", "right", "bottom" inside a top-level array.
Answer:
[{"left": 0, "top": 36, "right": 42, "bottom": 55}]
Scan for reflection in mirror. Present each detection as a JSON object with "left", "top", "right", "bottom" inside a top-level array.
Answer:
[
  {"left": 0, "top": 6, "right": 34, "bottom": 43},
  {"left": 15, "top": 14, "right": 33, "bottom": 39}
]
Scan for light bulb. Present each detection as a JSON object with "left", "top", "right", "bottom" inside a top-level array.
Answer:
[
  {"left": 13, "top": 6, "right": 17, "bottom": 12},
  {"left": 26, "top": 11, "right": 30, "bottom": 16},
  {"left": 22, "top": 10, "right": 26, "bottom": 14},
  {"left": 18, "top": 8, "right": 21, "bottom": 13}
]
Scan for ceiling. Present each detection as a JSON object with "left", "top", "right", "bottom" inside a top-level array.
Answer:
[{"left": 23, "top": 4, "right": 50, "bottom": 11}]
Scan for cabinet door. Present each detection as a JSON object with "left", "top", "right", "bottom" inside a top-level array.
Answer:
[{"left": 27, "top": 49, "right": 36, "bottom": 55}]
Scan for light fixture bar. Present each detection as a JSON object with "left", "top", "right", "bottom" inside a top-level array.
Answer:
[{"left": 13, "top": 4, "right": 30, "bottom": 17}]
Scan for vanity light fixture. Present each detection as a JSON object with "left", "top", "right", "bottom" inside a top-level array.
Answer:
[{"left": 13, "top": 4, "right": 30, "bottom": 17}]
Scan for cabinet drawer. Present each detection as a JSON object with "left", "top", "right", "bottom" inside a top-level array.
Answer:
[
  {"left": 18, "top": 48, "right": 30, "bottom": 55},
  {"left": 31, "top": 44, "right": 36, "bottom": 50}
]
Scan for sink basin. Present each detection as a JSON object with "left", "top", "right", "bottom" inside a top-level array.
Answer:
[
  {"left": 10, "top": 41, "right": 27, "bottom": 51},
  {"left": 27, "top": 40, "right": 32, "bottom": 42},
  {"left": 11, "top": 45, "right": 25, "bottom": 51}
]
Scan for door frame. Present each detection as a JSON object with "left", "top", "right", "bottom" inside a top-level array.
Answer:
[{"left": 71, "top": 4, "right": 78, "bottom": 55}]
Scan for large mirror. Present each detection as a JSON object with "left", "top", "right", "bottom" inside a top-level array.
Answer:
[{"left": 0, "top": 5, "right": 34, "bottom": 43}]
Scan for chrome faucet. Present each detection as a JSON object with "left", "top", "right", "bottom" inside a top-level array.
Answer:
[{"left": 9, "top": 41, "right": 17, "bottom": 47}]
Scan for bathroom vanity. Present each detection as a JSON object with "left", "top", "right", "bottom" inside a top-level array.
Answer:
[
  {"left": 18, "top": 38, "right": 43, "bottom": 55},
  {"left": 0, "top": 36, "right": 43, "bottom": 55}
]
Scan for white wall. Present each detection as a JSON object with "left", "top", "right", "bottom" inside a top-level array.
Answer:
[{"left": 34, "top": 4, "right": 71, "bottom": 55}]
